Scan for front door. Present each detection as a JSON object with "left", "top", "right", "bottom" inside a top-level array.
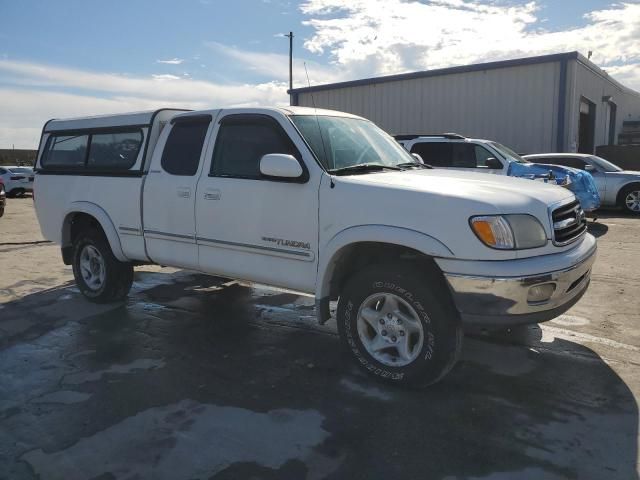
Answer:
[
  {"left": 195, "top": 112, "right": 320, "bottom": 293},
  {"left": 142, "top": 115, "right": 212, "bottom": 270}
]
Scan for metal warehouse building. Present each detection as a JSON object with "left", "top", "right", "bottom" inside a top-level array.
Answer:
[{"left": 289, "top": 52, "right": 640, "bottom": 155}]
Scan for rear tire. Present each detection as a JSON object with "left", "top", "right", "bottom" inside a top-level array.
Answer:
[
  {"left": 619, "top": 184, "right": 640, "bottom": 215},
  {"left": 72, "top": 229, "right": 133, "bottom": 303},
  {"left": 337, "top": 262, "right": 462, "bottom": 388}
]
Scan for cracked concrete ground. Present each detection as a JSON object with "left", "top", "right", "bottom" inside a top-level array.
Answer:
[{"left": 1, "top": 197, "right": 639, "bottom": 480}]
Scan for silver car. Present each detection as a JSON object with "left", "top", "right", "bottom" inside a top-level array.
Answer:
[{"left": 524, "top": 153, "right": 640, "bottom": 214}]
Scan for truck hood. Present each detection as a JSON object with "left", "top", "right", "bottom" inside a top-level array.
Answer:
[
  {"left": 341, "top": 168, "right": 574, "bottom": 208},
  {"left": 325, "top": 169, "right": 580, "bottom": 262}
]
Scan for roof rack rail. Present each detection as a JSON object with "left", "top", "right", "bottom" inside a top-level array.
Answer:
[{"left": 393, "top": 133, "right": 466, "bottom": 140}]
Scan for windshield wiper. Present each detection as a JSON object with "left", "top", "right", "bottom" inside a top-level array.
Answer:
[
  {"left": 396, "top": 162, "right": 433, "bottom": 170},
  {"left": 329, "top": 163, "right": 402, "bottom": 176}
]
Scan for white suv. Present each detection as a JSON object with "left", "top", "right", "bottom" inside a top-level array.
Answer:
[{"left": 396, "top": 134, "right": 601, "bottom": 212}]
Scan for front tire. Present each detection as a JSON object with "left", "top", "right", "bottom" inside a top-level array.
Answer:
[
  {"left": 72, "top": 229, "right": 133, "bottom": 303},
  {"left": 620, "top": 185, "right": 640, "bottom": 215},
  {"left": 337, "top": 263, "right": 462, "bottom": 388}
]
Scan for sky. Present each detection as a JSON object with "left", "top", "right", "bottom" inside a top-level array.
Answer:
[{"left": 0, "top": 0, "right": 639, "bottom": 148}]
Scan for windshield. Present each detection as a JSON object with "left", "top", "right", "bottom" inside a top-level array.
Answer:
[
  {"left": 290, "top": 115, "right": 415, "bottom": 171},
  {"left": 589, "top": 155, "right": 623, "bottom": 172},
  {"left": 8, "top": 167, "right": 32, "bottom": 173},
  {"left": 489, "top": 142, "right": 529, "bottom": 164}
]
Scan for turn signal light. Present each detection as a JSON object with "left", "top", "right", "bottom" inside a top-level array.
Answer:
[{"left": 470, "top": 216, "right": 515, "bottom": 249}]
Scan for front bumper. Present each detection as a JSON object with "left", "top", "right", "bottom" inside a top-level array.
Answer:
[{"left": 439, "top": 235, "right": 597, "bottom": 326}]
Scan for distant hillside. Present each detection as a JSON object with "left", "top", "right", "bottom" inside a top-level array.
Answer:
[{"left": 0, "top": 149, "right": 37, "bottom": 166}]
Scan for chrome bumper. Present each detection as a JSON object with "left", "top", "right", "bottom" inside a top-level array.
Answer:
[{"left": 443, "top": 242, "right": 597, "bottom": 326}]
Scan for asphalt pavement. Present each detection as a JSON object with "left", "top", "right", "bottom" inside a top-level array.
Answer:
[{"left": 1, "top": 197, "right": 639, "bottom": 480}]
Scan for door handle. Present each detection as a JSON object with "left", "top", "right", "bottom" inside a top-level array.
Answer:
[
  {"left": 177, "top": 187, "right": 191, "bottom": 199},
  {"left": 204, "top": 189, "right": 221, "bottom": 201}
]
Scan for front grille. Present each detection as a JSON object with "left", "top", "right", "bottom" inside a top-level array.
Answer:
[{"left": 552, "top": 200, "right": 587, "bottom": 245}]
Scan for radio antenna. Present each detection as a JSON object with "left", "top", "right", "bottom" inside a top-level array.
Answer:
[{"left": 304, "top": 62, "right": 333, "bottom": 188}]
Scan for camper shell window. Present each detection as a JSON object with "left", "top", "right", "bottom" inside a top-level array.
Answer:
[
  {"left": 42, "top": 134, "right": 90, "bottom": 169},
  {"left": 87, "top": 130, "right": 143, "bottom": 170},
  {"left": 41, "top": 127, "right": 144, "bottom": 172}
]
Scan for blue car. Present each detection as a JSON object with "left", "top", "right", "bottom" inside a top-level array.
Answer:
[{"left": 396, "top": 134, "right": 601, "bottom": 212}]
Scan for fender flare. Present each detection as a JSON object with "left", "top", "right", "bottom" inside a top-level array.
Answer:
[
  {"left": 617, "top": 181, "right": 640, "bottom": 205},
  {"left": 62, "top": 201, "right": 128, "bottom": 262},
  {"left": 315, "top": 224, "right": 453, "bottom": 302}
]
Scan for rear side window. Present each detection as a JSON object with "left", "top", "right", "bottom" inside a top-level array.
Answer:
[
  {"left": 161, "top": 120, "right": 210, "bottom": 176},
  {"left": 211, "top": 114, "right": 301, "bottom": 179},
  {"left": 451, "top": 143, "right": 476, "bottom": 167},
  {"left": 410, "top": 142, "right": 452, "bottom": 167},
  {"left": 87, "top": 131, "right": 143, "bottom": 170},
  {"left": 42, "top": 135, "right": 89, "bottom": 169}
]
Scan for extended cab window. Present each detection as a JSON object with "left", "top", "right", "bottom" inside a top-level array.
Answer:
[
  {"left": 211, "top": 115, "right": 301, "bottom": 179},
  {"left": 161, "top": 119, "right": 210, "bottom": 176},
  {"left": 87, "top": 131, "right": 142, "bottom": 170},
  {"left": 42, "top": 135, "right": 89, "bottom": 169}
]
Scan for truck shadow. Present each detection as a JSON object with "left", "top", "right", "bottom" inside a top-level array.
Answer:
[
  {"left": 587, "top": 220, "right": 609, "bottom": 237},
  {"left": 1, "top": 273, "right": 637, "bottom": 480}
]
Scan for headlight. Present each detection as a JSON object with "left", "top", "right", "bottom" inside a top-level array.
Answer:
[{"left": 470, "top": 214, "right": 547, "bottom": 249}]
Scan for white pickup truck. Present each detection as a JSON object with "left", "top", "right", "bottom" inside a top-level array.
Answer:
[{"left": 34, "top": 107, "right": 596, "bottom": 386}]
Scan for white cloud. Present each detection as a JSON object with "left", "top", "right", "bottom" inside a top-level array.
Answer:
[
  {"left": 205, "top": 41, "right": 341, "bottom": 87},
  {"left": 156, "top": 58, "right": 185, "bottom": 65},
  {"left": 604, "top": 63, "right": 640, "bottom": 92},
  {"left": 300, "top": 0, "right": 640, "bottom": 89},
  {"left": 0, "top": 59, "right": 289, "bottom": 148},
  {"left": 151, "top": 73, "right": 182, "bottom": 80}
]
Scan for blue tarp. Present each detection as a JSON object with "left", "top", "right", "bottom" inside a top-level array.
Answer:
[{"left": 507, "top": 162, "right": 601, "bottom": 212}]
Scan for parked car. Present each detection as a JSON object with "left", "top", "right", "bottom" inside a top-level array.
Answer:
[
  {"left": 33, "top": 108, "right": 596, "bottom": 387},
  {"left": 523, "top": 153, "right": 640, "bottom": 214},
  {"left": 0, "top": 179, "right": 5, "bottom": 217},
  {"left": 0, "top": 165, "right": 34, "bottom": 197},
  {"left": 396, "top": 134, "right": 601, "bottom": 212}
]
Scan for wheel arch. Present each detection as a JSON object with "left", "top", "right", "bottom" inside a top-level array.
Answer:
[
  {"left": 617, "top": 181, "right": 640, "bottom": 206},
  {"left": 61, "top": 202, "right": 127, "bottom": 264},
  {"left": 315, "top": 225, "right": 453, "bottom": 323}
]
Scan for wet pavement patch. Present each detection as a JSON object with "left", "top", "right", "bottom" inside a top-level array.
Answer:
[
  {"left": 21, "top": 400, "right": 334, "bottom": 480},
  {"left": 0, "top": 272, "right": 638, "bottom": 479}
]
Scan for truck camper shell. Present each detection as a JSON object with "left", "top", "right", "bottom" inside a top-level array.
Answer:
[{"left": 38, "top": 109, "right": 189, "bottom": 173}]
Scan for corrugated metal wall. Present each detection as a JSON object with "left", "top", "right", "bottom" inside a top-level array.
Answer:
[
  {"left": 297, "top": 62, "right": 562, "bottom": 154},
  {"left": 568, "top": 61, "right": 640, "bottom": 152}
]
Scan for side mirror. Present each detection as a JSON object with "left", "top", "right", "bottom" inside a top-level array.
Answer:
[
  {"left": 486, "top": 157, "right": 503, "bottom": 169},
  {"left": 260, "top": 154, "right": 303, "bottom": 179},
  {"left": 411, "top": 153, "right": 425, "bottom": 164}
]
